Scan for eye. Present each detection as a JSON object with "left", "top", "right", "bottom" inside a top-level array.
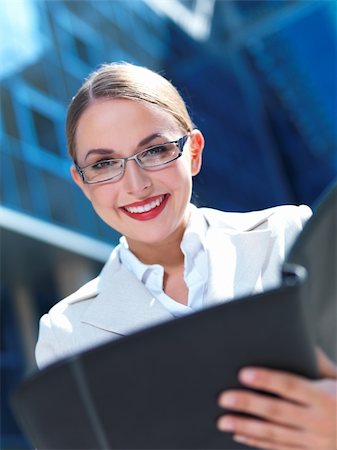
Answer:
[
  {"left": 142, "top": 144, "right": 170, "bottom": 158},
  {"left": 91, "top": 159, "right": 119, "bottom": 170}
]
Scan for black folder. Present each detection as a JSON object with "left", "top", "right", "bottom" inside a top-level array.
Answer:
[{"left": 11, "top": 181, "right": 337, "bottom": 450}]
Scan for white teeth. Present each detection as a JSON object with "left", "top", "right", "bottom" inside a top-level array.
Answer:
[{"left": 124, "top": 195, "right": 165, "bottom": 214}]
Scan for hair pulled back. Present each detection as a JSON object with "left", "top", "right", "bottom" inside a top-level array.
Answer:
[{"left": 66, "top": 62, "right": 194, "bottom": 160}]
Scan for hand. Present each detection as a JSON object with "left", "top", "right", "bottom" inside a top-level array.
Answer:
[{"left": 217, "top": 349, "right": 337, "bottom": 449}]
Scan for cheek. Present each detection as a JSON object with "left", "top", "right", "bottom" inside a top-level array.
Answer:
[
  {"left": 167, "top": 164, "right": 193, "bottom": 202},
  {"left": 173, "top": 160, "right": 193, "bottom": 190},
  {"left": 163, "top": 157, "right": 193, "bottom": 184},
  {"left": 86, "top": 185, "right": 118, "bottom": 208}
]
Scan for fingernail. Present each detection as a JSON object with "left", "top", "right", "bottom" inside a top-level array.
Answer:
[
  {"left": 219, "top": 394, "right": 236, "bottom": 408},
  {"left": 218, "top": 417, "right": 234, "bottom": 431},
  {"left": 239, "top": 369, "right": 255, "bottom": 383},
  {"left": 234, "top": 435, "right": 247, "bottom": 444}
]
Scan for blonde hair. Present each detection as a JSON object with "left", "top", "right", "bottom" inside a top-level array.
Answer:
[{"left": 66, "top": 62, "right": 194, "bottom": 160}]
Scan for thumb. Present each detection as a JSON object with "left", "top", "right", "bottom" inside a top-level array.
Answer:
[{"left": 316, "top": 347, "right": 337, "bottom": 378}]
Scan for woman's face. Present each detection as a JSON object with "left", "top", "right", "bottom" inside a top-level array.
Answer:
[{"left": 71, "top": 98, "right": 204, "bottom": 251}]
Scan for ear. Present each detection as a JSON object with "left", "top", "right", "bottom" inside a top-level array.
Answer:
[
  {"left": 70, "top": 165, "right": 91, "bottom": 201},
  {"left": 189, "top": 129, "right": 204, "bottom": 176}
]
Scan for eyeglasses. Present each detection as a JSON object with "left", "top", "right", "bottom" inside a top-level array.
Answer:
[{"left": 75, "top": 134, "right": 189, "bottom": 184}]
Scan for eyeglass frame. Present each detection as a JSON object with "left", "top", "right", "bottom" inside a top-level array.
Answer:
[{"left": 74, "top": 134, "right": 190, "bottom": 184}]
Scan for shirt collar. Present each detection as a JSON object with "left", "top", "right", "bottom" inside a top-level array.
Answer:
[
  {"left": 181, "top": 203, "right": 207, "bottom": 256},
  {"left": 118, "top": 203, "right": 208, "bottom": 281},
  {"left": 118, "top": 236, "right": 152, "bottom": 282}
]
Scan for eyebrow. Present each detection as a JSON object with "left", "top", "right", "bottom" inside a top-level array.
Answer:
[{"left": 84, "top": 133, "right": 167, "bottom": 161}]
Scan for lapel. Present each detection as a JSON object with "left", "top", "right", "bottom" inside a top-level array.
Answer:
[
  {"left": 79, "top": 250, "right": 173, "bottom": 336},
  {"left": 202, "top": 208, "right": 275, "bottom": 305}
]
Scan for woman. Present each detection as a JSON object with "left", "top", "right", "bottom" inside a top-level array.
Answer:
[{"left": 36, "top": 62, "right": 336, "bottom": 449}]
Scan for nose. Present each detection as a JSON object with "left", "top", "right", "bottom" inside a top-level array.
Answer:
[{"left": 123, "top": 159, "right": 152, "bottom": 195}]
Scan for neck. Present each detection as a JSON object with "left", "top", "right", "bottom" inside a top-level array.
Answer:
[
  {"left": 126, "top": 210, "right": 191, "bottom": 268},
  {"left": 128, "top": 229, "right": 185, "bottom": 268}
]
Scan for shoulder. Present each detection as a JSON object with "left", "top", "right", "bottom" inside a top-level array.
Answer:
[
  {"left": 38, "top": 247, "right": 121, "bottom": 334},
  {"left": 45, "top": 277, "right": 100, "bottom": 326},
  {"left": 36, "top": 248, "right": 122, "bottom": 368},
  {"left": 199, "top": 204, "right": 312, "bottom": 233},
  {"left": 35, "top": 276, "right": 100, "bottom": 366},
  {"left": 200, "top": 205, "right": 312, "bottom": 289},
  {"left": 49, "top": 246, "right": 121, "bottom": 312}
]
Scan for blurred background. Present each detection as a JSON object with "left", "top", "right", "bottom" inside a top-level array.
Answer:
[{"left": 1, "top": 0, "right": 336, "bottom": 447}]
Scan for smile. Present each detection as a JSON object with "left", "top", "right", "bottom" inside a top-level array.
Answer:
[
  {"left": 121, "top": 194, "right": 169, "bottom": 221},
  {"left": 124, "top": 195, "right": 165, "bottom": 213}
]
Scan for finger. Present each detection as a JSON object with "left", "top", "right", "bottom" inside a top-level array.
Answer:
[
  {"left": 316, "top": 347, "right": 337, "bottom": 379},
  {"left": 218, "top": 389, "right": 308, "bottom": 428},
  {"left": 217, "top": 415, "right": 306, "bottom": 448},
  {"left": 238, "top": 367, "right": 323, "bottom": 405},
  {"left": 233, "top": 434, "right": 305, "bottom": 450},
  {"left": 234, "top": 430, "right": 336, "bottom": 450}
]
